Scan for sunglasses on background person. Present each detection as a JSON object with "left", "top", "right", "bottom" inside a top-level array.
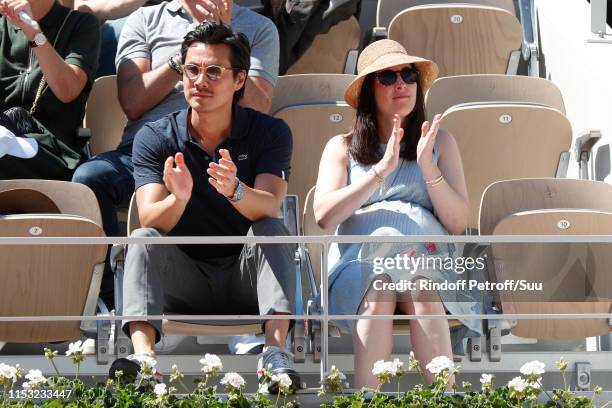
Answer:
[
  {"left": 375, "top": 67, "right": 419, "bottom": 86},
  {"left": 182, "top": 64, "right": 242, "bottom": 81}
]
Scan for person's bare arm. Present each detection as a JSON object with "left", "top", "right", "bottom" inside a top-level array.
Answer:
[
  {"left": 417, "top": 115, "right": 469, "bottom": 235},
  {"left": 136, "top": 152, "right": 192, "bottom": 232},
  {"left": 117, "top": 57, "right": 181, "bottom": 120},
  {"left": 74, "top": 0, "right": 147, "bottom": 21},
  {"left": 207, "top": 149, "right": 286, "bottom": 221},
  {"left": 422, "top": 129, "right": 469, "bottom": 235},
  {"left": 240, "top": 76, "right": 273, "bottom": 113}
]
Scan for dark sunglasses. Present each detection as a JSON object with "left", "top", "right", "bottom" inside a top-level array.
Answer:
[
  {"left": 182, "top": 63, "right": 240, "bottom": 81},
  {"left": 376, "top": 67, "right": 419, "bottom": 86}
]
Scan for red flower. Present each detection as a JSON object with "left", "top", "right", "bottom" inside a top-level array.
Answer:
[{"left": 425, "top": 242, "right": 437, "bottom": 253}]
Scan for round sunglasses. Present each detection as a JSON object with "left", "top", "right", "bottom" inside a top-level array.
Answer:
[
  {"left": 182, "top": 63, "right": 241, "bottom": 81},
  {"left": 376, "top": 67, "right": 419, "bottom": 86}
]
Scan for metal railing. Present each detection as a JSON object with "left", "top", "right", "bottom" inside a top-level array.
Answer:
[{"left": 2, "top": 234, "right": 612, "bottom": 381}]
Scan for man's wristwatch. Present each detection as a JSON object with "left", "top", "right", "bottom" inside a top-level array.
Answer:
[
  {"left": 227, "top": 179, "right": 244, "bottom": 202},
  {"left": 29, "top": 32, "right": 47, "bottom": 48}
]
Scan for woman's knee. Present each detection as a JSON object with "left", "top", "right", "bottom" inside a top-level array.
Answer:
[{"left": 361, "top": 275, "right": 396, "bottom": 314}]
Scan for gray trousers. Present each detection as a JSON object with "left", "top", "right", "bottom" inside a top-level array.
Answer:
[{"left": 121, "top": 218, "right": 296, "bottom": 342}]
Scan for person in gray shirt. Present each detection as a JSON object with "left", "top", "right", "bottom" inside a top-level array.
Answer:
[{"left": 72, "top": 0, "right": 279, "bottom": 309}]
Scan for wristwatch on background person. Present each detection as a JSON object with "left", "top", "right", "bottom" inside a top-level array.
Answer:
[
  {"left": 29, "top": 32, "right": 47, "bottom": 48},
  {"left": 227, "top": 178, "right": 244, "bottom": 202}
]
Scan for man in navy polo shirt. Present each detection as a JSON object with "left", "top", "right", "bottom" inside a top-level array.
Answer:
[{"left": 110, "top": 22, "right": 299, "bottom": 391}]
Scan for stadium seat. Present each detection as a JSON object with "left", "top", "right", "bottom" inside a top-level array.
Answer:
[
  {"left": 81, "top": 75, "right": 127, "bottom": 157},
  {"left": 286, "top": 17, "right": 361, "bottom": 75},
  {"left": 479, "top": 178, "right": 612, "bottom": 340},
  {"left": 385, "top": 4, "right": 522, "bottom": 76},
  {"left": 271, "top": 74, "right": 356, "bottom": 215},
  {"left": 270, "top": 74, "right": 355, "bottom": 115},
  {"left": 0, "top": 180, "right": 108, "bottom": 357},
  {"left": 376, "top": 0, "right": 517, "bottom": 30},
  {"left": 425, "top": 74, "right": 567, "bottom": 120},
  {"left": 439, "top": 103, "right": 572, "bottom": 230}
]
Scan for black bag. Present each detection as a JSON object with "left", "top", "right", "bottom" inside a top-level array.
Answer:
[{"left": 1, "top": 107, "right": 41, "bottom": 136}]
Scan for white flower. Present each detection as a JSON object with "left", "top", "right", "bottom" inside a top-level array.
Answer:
[
  {"left": 0, "top": 363, "right": 17, "bottom": 381},
  {"left": 154, "top": 383, "right": 167, "bottom": 395},
  {"left": 330, "top": 365, "right": 347, "bottom": 381},
  {"left": 271, "top": 373, "right": 292, "bottom": 389},
  {"left": 520, "top": 360, "right": 545, "bottom": 376},
  {"left": 480, "top": 373, "right": 493, "bottom": 385},
  {"left": 372, "top": 360, "right": 392, "bottom": 376},
  {"left": 220, "top": 372, "right": 246, "bottom": 389},
  {"left": 529, "top": 380, "right": 541, "bottom": 389},
  {"left": 65, "top": 341, "right": 83, "bottom": 356},
  {"left": 131, "top": 354, "right": 157, "bottom": 370},
  {"left": 426, "top": 356, "right": 455, "bottom": 374},
  {"left": 24, "top": 369, "right": 46, "bottom": 386},
  {"left": 199, "top": 353, "right": 223, "bottom": 374},
  {"left": 258, "top": 382, "right": 269, "bottom": 394},
  {"left": 508, "top": 376, "right": 527, "bottom": 392},
  {"left": 390, "top": 358, "right": 404, "bottom": 375}
]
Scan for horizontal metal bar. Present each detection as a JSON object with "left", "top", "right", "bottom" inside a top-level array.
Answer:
[
  {"left": 3, "top": 234, "right": 612, "bottom": 245},
  {"left": 1, "top": 313, "right": 610, "bottom": 322}
]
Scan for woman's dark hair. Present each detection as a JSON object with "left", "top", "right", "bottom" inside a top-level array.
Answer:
[
  {"left": 345, "top": 72, "right": 426, "bottom": 164},
  {"left": 181, "top": 21, "right": 251, "bottom": 105}
]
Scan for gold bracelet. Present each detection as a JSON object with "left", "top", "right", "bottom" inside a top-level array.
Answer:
[
  {"left": 370, "top": 167, "right": 385, "bottom": 184},
  {"left": 425, "top": 174, "right": 445, "bottom": 187}
]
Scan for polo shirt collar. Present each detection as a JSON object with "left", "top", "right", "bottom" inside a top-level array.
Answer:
[{"left": 179, "top": 104, "right": 249, "bottom": 145}]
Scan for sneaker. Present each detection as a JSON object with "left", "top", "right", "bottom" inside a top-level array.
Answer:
[
  {"left": 257, "top": 346, "right": 301, "bottom": 393},
  {"left": 109, "top": 352, "right": 160, "bottom": 383}
]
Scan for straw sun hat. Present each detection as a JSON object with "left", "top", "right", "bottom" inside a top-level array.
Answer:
[{"left": 344, "top": 39, "right": 439, "bottom": 109}]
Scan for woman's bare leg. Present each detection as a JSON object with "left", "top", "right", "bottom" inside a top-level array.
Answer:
[
  {"left": 353, "top": 275, "right": 396, "bottom": 388},
  {"left": 398, "top": 279, "right": 454, "bottom": 385}
]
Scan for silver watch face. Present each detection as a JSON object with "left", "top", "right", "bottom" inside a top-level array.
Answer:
[
  {"left": 34, "top": 33, "right": 46, "bottom": 46},
  {"left": 234, "top": 181, "right": 244, "bottom": 201}
]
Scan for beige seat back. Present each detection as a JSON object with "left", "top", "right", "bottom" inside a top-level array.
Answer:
[
  {"left": 275, "top": 103, "right": 355, "bottom": 217},
  {"left": 425, "top": 75, "right": 567, "bottom": 120},
  {"left": 388, "top": 5, "right": 521, "bottom": 77},
  {"left": 270, "top": 74, "right": 355, "bottom": 115},
  {"left": 84, "top": 75, "right": 127, "bottom": 156},
  {"left": 490, "top": 209, "right": 612, "bottom": 339},
  {"left": 0, "top": 215, "right": 106, "bottom": 342},
  {"left": 480, "top": 178, "right": 612, "bottom": 234},
  {"left": 440, "top": 104, "right": 572, "bottom": 230},
  {"left": 377, "top": 0, "right": 516, "bottom": 28},
  {"left": 286, "top": 17, "right": 361, "bottom": 75},
  {"left": 0, "top": 179, "right": 102, "bottom": 227}
]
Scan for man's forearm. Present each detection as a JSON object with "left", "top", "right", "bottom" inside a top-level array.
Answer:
[
  {"left": 139, "top": 193, "right": 187, "bottom": 233},
  {"left": 74, "top": 0, "right": 147, "bottom": 21},
  {"left": 239, "top": 78, "right": 272, "bottom": 113},
  {"left": 118, "top": 59, "right": 181, "bottom": 120},
  {"left": 230, "top": 185, "right": 282, "bottom": 222}
]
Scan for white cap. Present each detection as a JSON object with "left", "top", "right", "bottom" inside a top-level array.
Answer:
[{"left": 0, "top": 125, "right": 38, "bottom": 159}]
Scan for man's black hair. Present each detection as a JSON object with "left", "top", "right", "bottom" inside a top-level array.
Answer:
[{"left": 181, "top": 21, "right": 251, "bottom": 104}]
